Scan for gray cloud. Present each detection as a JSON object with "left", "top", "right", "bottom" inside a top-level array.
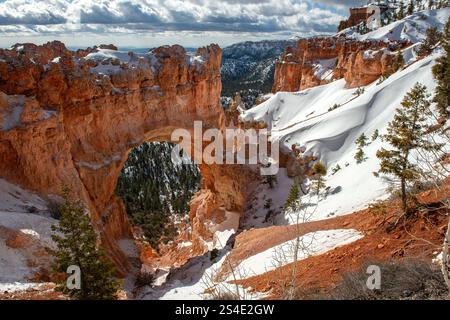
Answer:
[
  {"left": 0, "top": 0, "right": 347, "bottom": 37},
  {"left": 313, "top": 0, "right": 366, "bottom": 8}
]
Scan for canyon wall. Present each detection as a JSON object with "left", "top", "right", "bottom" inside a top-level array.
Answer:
[
  {"left": 0, "top": 41, "right": 249, "bottom": 274},
  {"left": 272, "top": 37, "right": 407, "bottom": 93}
]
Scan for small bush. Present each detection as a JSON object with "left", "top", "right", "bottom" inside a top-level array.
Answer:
[
  {"left": 210, "top": 248, "right": 219, "bottom": 261},
  {"left": 47, "top": 200, "right": 61, "bottom": 220},
  {"left": 27, "top": 206, "right": 38, "bottom": 214},
  {"left": 354, "top": 87, "right": 365, "bottom": 96},
  {"left": 328, "top": 104, "right": 340, "bottom": 112},
  {"left": 135, "top": 271, "right": 155, "bottom": 288},
  {"left": 331, "top": 164, "right": 341, "bottom": 175},
  {"left": 368, "top": 200, "right": 389, "bottom": 216}
]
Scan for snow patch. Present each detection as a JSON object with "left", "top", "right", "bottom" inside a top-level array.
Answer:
[{"left": 232, "top": 229, "right": 363, "bottom": 279}]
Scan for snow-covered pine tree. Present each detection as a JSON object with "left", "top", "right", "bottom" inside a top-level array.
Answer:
[{"left": 50, "top": 188, "right": 120, "bottom": 300}]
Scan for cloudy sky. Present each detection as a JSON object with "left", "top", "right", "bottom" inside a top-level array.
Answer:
[{"left": 0, "top": 0, "right": 367, "bottom": 48}]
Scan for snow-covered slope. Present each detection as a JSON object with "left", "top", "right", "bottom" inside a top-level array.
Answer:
[
  {"left": 141, "top": 9, "right": 449, "bottom": 300},
  {"left": 341, "top": 8, "right": 449, "bottom": 42},
  {"left": 0, "top": 179, "right": 56, "bottom": 287},
  {"left": 241, "top": 51, "right": 439, "bottom": 220}
]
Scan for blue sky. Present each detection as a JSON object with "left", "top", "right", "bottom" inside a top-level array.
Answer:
[{"left": 0, "top": 0, "right": 366, "bottom": 48}]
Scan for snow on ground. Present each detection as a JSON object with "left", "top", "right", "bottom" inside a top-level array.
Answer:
[
  {"left": 0, "top": 239, "right": 33, "bottom": 282},
  {"left": 242, "top": 52, "right": 439, "bottom": 221},
  {"left": 341, "top": 8, "right": 450, "bottom": 43},
  {"left": 207, "top": 209, "right": 241, "bottom": 250},
  {"left": 141, "top": 248, "right": 263, "bottom": 300},
  {"left": 232, "top": 229, "right": 363, "bottom": 280},
  {"left": 0, "top": 179, "right": 56, "bottom": 284},
  {"left": 241, "top": 168, "right": 293, "bottom": 229},
  {"left": 313, "top": 58, "right": 336, "bottom": 81},
  {"left": 139, "top": 10, "right": 449, "bottom": 299},
  {"left": 0, "top": 282, "right": 46, "bottom": 293},
  {"left": 0, "top": 179, "right": 49, "bottom": 213},
  {"left": 84, "top": 46, "right": 208, "bottom": 76}
]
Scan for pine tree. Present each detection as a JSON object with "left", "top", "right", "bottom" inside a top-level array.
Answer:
[
  {"left": 116, "top": 142, "right": 201, "bottom": 249},
  {"left": 418, "top": 26, "right": 442, "bottom": 56},
  {"left": 354, "top": 148, "right": 366, "bottom": 164},
  {"left": 392, "top": 51, "right": 405, "bottom": 74},
  {"left": 355, "top": 133, "right": 369, "bottom": 148},
  {"left": 355, "top": 133, "right": 369, "bottom": 164},
  {"left": 50, "top": 188, "right": 120, "bottom": 300},
  {"left": 311, "top": 162, "right": 327, "bottom": 196},
  {"left": 398, "top": 1, "right": 406, "bottom": 19},
  {"left": 407, "top": 0, "right": 415, "bottom": 15},
  {"left": 376, "top": 83, "right": 439, "bottom": 214},
  {"left": 284, "top": 181, "right": 301, "bottom": 212},
  {"left": 372, "top": 129, "right": 380, "bottom": 141},
  {"left": 432, "top": 17, "right": 450, "bottom": 119},
  {"left": 429, "top": 0, "right": 434, "bottom": 9}
]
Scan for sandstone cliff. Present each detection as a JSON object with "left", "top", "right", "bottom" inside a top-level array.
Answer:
[
  {"left": 0, "top": 41, "right": 250, "bottom": 274},
  {"left": 272, "top": 37, "right": 408, "bottom": 92}
]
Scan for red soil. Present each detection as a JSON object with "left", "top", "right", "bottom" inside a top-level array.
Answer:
[{"left": 233, "top": 183, "right": 449, "bottom": 299}]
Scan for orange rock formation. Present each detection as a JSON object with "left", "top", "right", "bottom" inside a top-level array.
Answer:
[
  {"left": 0, "top": 41, "right": 251, "bottom": 274},
  {"left": 272, "top": 37, "right": 407, "bottom": 92}
]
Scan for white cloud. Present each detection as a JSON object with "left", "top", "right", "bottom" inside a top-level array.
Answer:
[{"left": 0, "top": 0, "right": 350, "bottom": 47}]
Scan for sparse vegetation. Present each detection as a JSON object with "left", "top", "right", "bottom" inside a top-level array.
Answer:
[
  {"left": 418, "top": 26, "right": 442, "bottom": 56},
  {"left": 311, "top": 162, "right": 327, "bottom": 197},
  {"left": 355, "top": 133, "right": 369, "bottom": 164},
  {"left": 331, "top": 164, "right": 342, "bottom": 175},
  {"left": 328, "top": 259, "right": 448, "bottom": 300},
  {"left": 354, "top": 87, "right": 365, "bottom": 96},
  {"left": 371, "top": 129, "right": 379, "bottom": 142},
  {"left": 328, "top": 103, "right": 340, "bottom": 112}
]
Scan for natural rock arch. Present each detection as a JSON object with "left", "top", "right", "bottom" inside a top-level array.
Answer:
[{"left": 0, "top": 41, "right": 251, "bottom": 273}]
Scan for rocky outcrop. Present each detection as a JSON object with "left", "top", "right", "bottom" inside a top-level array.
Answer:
[
  {"left": 272, "top": 37, "right": 407, "bottom": 92},
  {"left": 0, "top": 41, "right": 246, "bottom": 274},
  {"left": 339, "top": 7, "right": 374, "bottom": 31}
]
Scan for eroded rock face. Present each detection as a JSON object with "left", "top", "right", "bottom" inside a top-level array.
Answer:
[
  {"left": 0, "top": 41, "right": 244, "bottom": 274},
  {"left": 272, "top": 37, "right": 407, "bottom": 92}
]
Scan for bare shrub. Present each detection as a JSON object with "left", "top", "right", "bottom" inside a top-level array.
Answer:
[{"left": 328, "top": 259, "right": 448, "bottom": 300}]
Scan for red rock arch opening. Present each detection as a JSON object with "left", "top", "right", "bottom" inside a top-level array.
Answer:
[{"left": 0, "top": 41, "right": 256, "bottom": 274}]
